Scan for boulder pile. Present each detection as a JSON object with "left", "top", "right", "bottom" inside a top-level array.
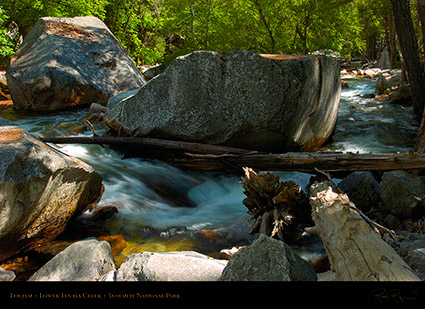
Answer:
[{"left": 23, "top": 234, "right": 317, "bottom": 282}]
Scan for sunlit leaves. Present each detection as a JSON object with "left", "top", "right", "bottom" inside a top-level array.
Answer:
[
  {"left": 0, "top": 0, "right": 404, "bottom": 65},
  {"left": 0, "top": 7, "right": 15, "bottom": 59}
]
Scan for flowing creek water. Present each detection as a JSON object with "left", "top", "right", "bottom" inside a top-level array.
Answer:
[{"left": 0, "top": 76, "right": 419, "bottom": 271}]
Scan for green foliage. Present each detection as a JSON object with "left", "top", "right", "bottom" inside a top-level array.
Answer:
[
  {"left": 0, "top": 0, "right": 412, "bottom": 66},
  {"left": 104, "top": 0, "right": 166, "bottom": 65},
  {"left": 0, "top": 7, "right": 14, "bottom": 59}
]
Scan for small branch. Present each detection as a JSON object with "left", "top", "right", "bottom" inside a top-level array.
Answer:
[
  {"left": 350, "top": 206, "right": 397, "bottom": 238},
  {"left": 85, "top": 120, "right": 97, "bottom": 137},
  {"left": 314, "top": 167, "right": 336, "bottom": 184}
]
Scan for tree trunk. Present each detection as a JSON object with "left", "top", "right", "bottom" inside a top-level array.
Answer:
[
  {"left": 417, "top": 0, "right": 425, "bottom": 58},
  {"left": 40, "top": 135, "right": 425, "bottom": 173},
  {"left": 390, "top": 0, "right": 425, "bottom": 117},
  {"left": 417, "top": 0, "right": 425, "bottom": 154},
  {"left": 253, "top": 0, "right": 276, "bottom": 53},
  {"left": 365, "top": 33, "right": 376, "bottom": 62},
  {"left": 309, "top": 180, "right": 420, "bottom": 281},
  {"left": 383, "top": 7, "right": 397, "bottom": 69}
]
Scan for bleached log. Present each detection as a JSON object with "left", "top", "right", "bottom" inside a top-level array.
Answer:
[{"left": 308, "top": 181, "right": 420, "bottom": 281}]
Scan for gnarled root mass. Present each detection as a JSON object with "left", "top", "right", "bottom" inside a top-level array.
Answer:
[{"left": 241, "top": 167, "right": 308, "bottom": 240}]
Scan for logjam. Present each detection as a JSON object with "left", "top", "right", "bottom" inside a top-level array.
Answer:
[
  {"left": 241, "top": 167, "right": 307, "bottom": 240},
  {"left": 39, "top": 135, "right": 425, "bottom": 173},
  {"left": 309, "top": 180, "right": 420, "bottom": 281}
]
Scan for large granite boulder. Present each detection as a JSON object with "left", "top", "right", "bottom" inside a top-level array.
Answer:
[
  {"left": 104, "top": 50, "right": 341, "bottom": 153},
  {"left": 6, "top": 16, "right": 146, "bottom": 111},
  {"left": 29, "top": 238, "right": 115, "bottom": 281},
  {"left": 0, "top": 117, "right": 103, "bottom": 261}
]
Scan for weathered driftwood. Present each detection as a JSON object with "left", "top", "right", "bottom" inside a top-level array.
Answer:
[
  {"left": 309, "top": 180, "right": 420, "bottom": 281},
  {"left": 241, "top": 167, "right": 307, "bottom": 240},
  {"left": 39, "top": 135, "right": 425, "bottom": 173}
]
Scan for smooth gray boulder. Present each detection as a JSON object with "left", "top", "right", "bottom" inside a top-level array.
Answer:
[
  {"left": 0, "top": 117, "right": 103, "bottom": 261},
  {"left": 219, "top": 234, "right": 317, "bottom": 281},
  {"left": 105, "top": 50, "right": 341, "bottom": 153},
  {"left": 6, "top": 16, "right": 146, "bottom": 111},
  {"left": 115, "top": 251, "right": 227, "bottom": 281},
  {"left": 29, "top": 238, "right": 115, "bottom": 281}
]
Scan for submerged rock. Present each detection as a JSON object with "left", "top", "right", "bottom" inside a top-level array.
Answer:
[
  {"left": 105, "top": 50, "right": 341, "bottom": 153},
  {"left": 28, "top": 238, "right": 115, "bottom": 281},
  {"left": 115, "top": 251, "right": 227, "bottom": 281},
  {"left": 6, "top": 16, "right": 145, "bottom": 111},
  {"left": 0, "top": 117, "right": 103, "bottom": 261},
  {"left": 219, "top": 234, "right": 317, "bottom": 281}
]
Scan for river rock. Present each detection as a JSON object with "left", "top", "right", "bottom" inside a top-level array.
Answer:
[
  {"left": 0, "top": 267, "right": 16, "bottom": 281},
  {"left": 219, "top": 234, "right": 317, "bottom": 281},
  {"left": 337, "top": 171, "right": 381, "bottom": 212},
  {"left": 389, "top": 83, "right": 412, "bottom": 104},
  {"left": 0, "top": 117, "right": 103, "bottom": 261},
  {"left": 374, "top": 69, "right": 411, "bottom": 104},
  {"left": 380, "top": 171, "right": 425, "bottom": 219},
  {"left": 28, "top": 238, "right": 115, "bottom": 281},
  {"left": 141, "top": 64, "right": 165, "bottom": 81},
  {"left": 115, "top": 251, "right": 227, "bottom": 281},
  {"left": 6, "top": 16, "right": 146, "bottom": 111},
  {"left": 0, "top": 71, "right": 10, "bottom": 101},
  {"left": 375, "top": 69, "right": 401, "bottom": 94},
  {"left": 105, "top": 50, "right": 341, "bottom": 153},
  {"left": 405, "top": 248, "right": 425, "bottom": 280}
]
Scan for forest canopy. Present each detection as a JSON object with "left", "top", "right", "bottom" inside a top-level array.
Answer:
[{"left": 0, "top": 0, "right": 422, "bottom": 67}]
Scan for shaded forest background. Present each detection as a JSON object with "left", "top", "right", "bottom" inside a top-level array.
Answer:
[{"left": 0, "top": 0, "right": 420, "bottom": 68}]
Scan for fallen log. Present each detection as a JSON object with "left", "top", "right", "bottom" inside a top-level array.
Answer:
[
  {"left": 39, "top": 135, "right": 254, "bottom": 156},
  {"left": 309, "top": 180, "right": 420, "bottom": 281},
  {"left": 39, "top": 135, "right": 425, "bottom": 173},
  {"left": 174, "top": 151, "right": 425, "bottom": 173}
]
